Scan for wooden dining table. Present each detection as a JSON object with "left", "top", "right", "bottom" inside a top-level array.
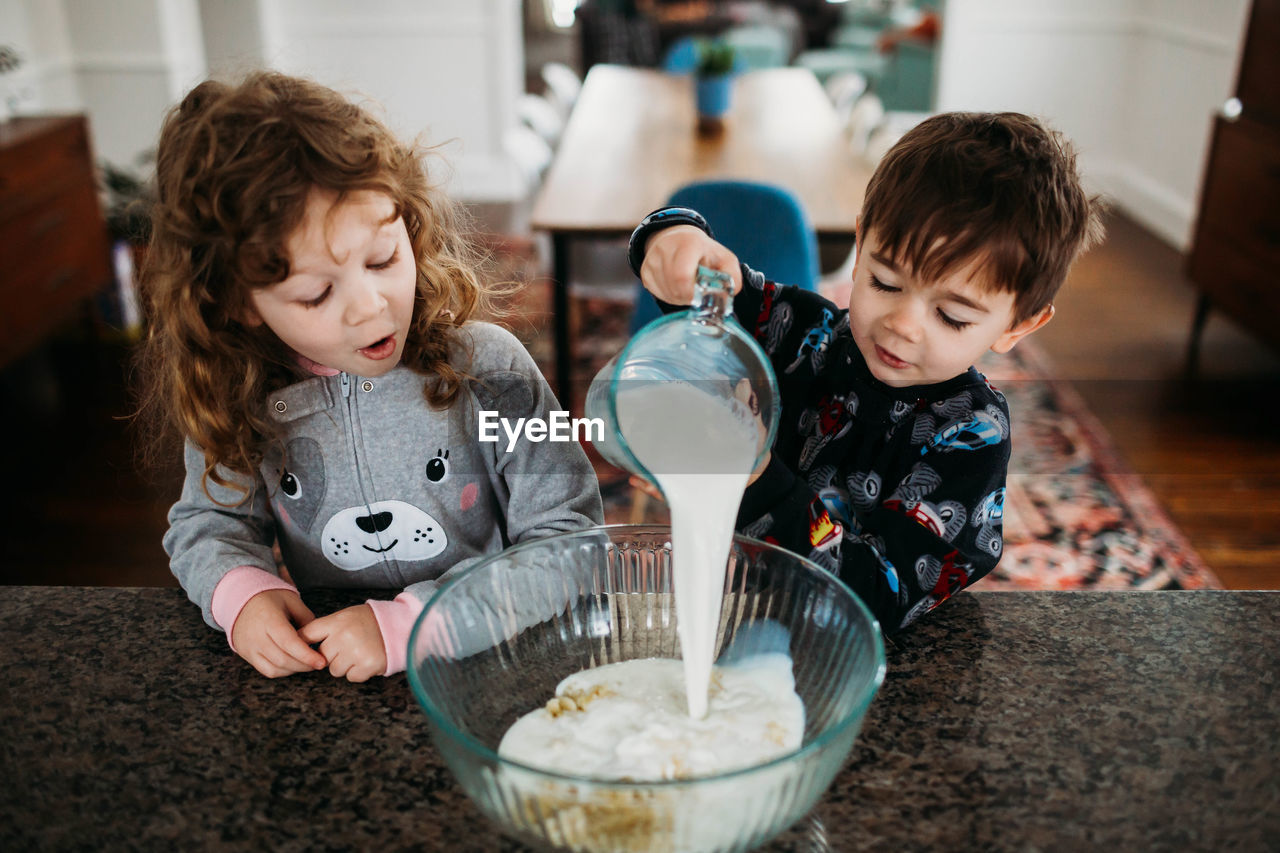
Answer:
[{"left": 530, "top": 64, "right": 872, "bottom": 410}]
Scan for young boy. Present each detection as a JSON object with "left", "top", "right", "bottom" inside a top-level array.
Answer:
[{"left": 629, "top": 112, "right": 1104, "bottom": 632}]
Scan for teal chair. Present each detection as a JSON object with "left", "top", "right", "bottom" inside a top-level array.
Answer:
[
  {"left": 630, "top": 180, "right": 820, "bottom": 334},
  {"left": 722, "top": 24, "right": 792, "bottom": 70},
  {"left": 878, "top": 41, "right": 936, "bottom": 112}
]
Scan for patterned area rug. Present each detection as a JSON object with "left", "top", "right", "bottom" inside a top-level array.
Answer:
[
  {"left": 976, "top": 345, "right": 1221, "bottom": 590},
  {"left": 483, "top": 238, "right": 1221, "bottom": 591}
]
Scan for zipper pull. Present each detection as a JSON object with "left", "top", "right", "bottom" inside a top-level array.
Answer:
[{"left": 340, "top": 372, "right": 351, "bottom": 399}]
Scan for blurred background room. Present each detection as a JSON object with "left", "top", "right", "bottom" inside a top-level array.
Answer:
[{"left": 1, "top": 0, "right": 1276, "bottom": 591}]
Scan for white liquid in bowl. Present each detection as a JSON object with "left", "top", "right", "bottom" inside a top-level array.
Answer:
[{"left": 499, "top": 656, "right": 803, "bottom": 781}]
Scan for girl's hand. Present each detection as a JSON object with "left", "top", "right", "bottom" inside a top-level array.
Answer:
[
  {"left": 628, "top": 475, "right": 664, "bottom": 502},
  {"left": 232, "top": 589, "right": 328, "bottom": 678},
  {"left": 299, "top": 604, "right": 387, "bottom": 683},
  {"left": 640, "top": 225, "right": 742, "bottom": 306}
]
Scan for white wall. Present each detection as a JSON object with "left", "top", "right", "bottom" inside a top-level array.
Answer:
[
  {"left": 3, "top": 0, "right": 526, "bottom": 203},
  {"left": 935, "top": 0, "right": 1250, "bottom": 250},
  {"left": 16, "top": 0, "right": 208, "bottom": 169},
  {"left": 1116, "top": 0, "right": 1248, "bottom": 249},
  {"left": 198, "top": 0, "right": 266, "bottom": 77},
  {"left": 256, "top": 0, "right": 526, "bottom": 202},
  {"left": 1, "top": 0, "right": 80, "bottom": 115}
]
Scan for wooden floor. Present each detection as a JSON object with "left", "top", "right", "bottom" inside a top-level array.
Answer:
[
  {"left": 3, "top": 211, "right": 1277, "bottom": 589},
  {"left": 1033, "top": 213, "right": 1280, "bottom": 589}
]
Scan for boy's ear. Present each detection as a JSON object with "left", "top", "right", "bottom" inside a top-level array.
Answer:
[
  {"left": 851, "top": 215, "right": 863, "bottom": 269},
  {"left": 990, "top": 304, "right": 1054, "bottom": 354}
]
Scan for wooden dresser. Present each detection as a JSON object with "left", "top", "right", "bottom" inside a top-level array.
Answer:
[
  {"left": 1185, "top": 0, "right": 1280, "bottom": 363},
  {"left": 0, "top": 115, "right": 113, "bottom": 368}
]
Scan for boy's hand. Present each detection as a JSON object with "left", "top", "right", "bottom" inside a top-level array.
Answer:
[
  {"left": 640, "top": 225, "right": 742, "bottom": 305},
  {"left": 748, "top": 450, "right": 772, "bottom": 486},
  {"left": 299, "top": 604, "right": 387, "bottom": 683},
  {"left": 736, "top": 377, "right": 772, "bottom": 486},
  {"left": 232, "top": 589, "right": 328, "bottom": 678}
]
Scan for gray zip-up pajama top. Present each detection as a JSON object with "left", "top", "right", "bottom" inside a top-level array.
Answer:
[{"left": 164, "top": 322, "right": 603, "bottom": 658}]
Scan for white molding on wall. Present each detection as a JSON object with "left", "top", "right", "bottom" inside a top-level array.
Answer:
[
  {"left": 70, "top": 53, "right": 173, "bottom": 73},
  {"left": 280, "top": 18, "right": 489, "bottom": 38},
  {"left": 958, "top": 15, "right": 1236, "bottom": 54},
  {"left": 1138, "top": 18, "right": 1236, "bottom": 55},
  {"left": 1100, "top": 160, "right": 1198, "bottom": 251},
  {"left": 452, "top": 153, "right": 529, "bottom": 203},
  {"left": 21, "top": 56, "right": 78, "bottom": 78},
  {"left": 956, "top": 14, "right": 1126, "bottom": 36}
]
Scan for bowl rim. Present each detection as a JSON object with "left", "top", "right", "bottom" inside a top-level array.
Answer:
[{"left": 406, "top": 523, "right": 887, "bottom": 789}]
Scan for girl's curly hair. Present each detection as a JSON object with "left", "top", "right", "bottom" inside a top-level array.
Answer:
[{"left": 134, "top": 71, "right": 498, "bottom": 499}]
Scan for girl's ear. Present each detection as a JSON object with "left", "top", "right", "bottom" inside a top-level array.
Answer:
[
  {"left": 990, "top": 304, "right": 1054, "bottom": 354},
  {"left": 239, "top": 304, "right": 263, "bottom": 327}
]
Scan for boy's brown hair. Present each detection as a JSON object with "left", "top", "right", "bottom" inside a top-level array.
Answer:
[{"left": 859, "top": 112, "right": 1104, "bottom": 325}]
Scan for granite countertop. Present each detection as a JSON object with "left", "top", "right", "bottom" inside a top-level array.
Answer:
[{"left": 1, "top": 588, "right": 1277, "bottom": 851}]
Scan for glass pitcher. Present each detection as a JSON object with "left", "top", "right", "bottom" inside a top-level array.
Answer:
[{"left": 585, "top": 265, "right": 780, "bottom": 485}]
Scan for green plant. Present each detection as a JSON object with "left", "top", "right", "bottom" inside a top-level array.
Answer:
[
  {"left": 696, "top": 40, "right": 735, "bottom": 77},
  {"left": 99, "top": 156, "right": 155, "bottom": 245},
  {"left": 0, "top": 45, "right": 20, "bottom": 74}
]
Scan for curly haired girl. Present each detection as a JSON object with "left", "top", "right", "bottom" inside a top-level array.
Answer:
[{"left": 136, "top": 71, "right": 601, "bottom": 681}]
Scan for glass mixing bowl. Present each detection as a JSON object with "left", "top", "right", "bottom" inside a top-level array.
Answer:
[{"left": 407, "top": 525, "right": 885, "bottom": 853}]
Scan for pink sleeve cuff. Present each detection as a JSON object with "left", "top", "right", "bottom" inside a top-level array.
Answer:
[
  {"left": 367, "top": 592, "right": 425, "bottom": 676},
  {"left": 211, "top": 566, "right": 298, "bottom": 652}
]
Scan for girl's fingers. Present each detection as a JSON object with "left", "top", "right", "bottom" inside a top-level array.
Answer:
[
  {"left": 316, "top": 638, "right": 379, "bottom": 682},
  {"left": 628, "top": 475, "right": 664, "bottom": 501},
  {"left": 282, "top": 594, "right": 317, "bottom": 628},
  {"left": 324, "top": 644, "right": 381, "bottom": 683},
  {"left": 345, "top": 664, "right": 375, "bottom": 684},
  {"left": 251, "top": 648, "right": 302, "bottom": 679},
  {"left": 324, "top": 646, "right": 350, "bottom": 680},
  {"left": 298, "top": 617, "right": 352, "bottom": 678},
  {"left": 297, "top": 608, "right": 386, "bottom": 681},
  {"left": 340, "top": 650, "right": 379, "bottom": 683},
  {"left": 267, "top": 641, "right": 316, "bottom": 674},
  {"left": 247, "top": 653, "right": 279, "bottom": 678},
  {"left": 271, "top": 622, "right": 327, "bottom": 670}
]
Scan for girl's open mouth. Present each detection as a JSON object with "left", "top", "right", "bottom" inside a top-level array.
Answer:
[{"left": 359, "top": 335, "right": 396, "bottom": 360}]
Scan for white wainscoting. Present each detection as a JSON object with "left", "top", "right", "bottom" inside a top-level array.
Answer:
[{"left": 936, "top": 0, "right": 1249, "bottom": 249}]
